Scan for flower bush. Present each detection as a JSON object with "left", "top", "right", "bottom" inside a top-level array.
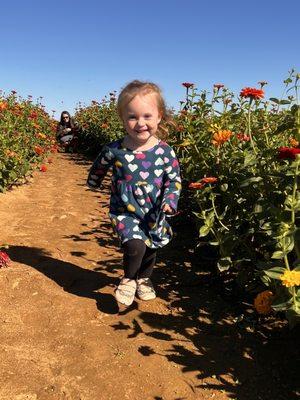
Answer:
[
  {"left": 171, "top": 70, "right": 300, "bottom": 326},
  {"left": 0, "top": 90, "right": 57, "bottom": 191},
  {"left": 74, "top": 92, "right": 125, "bottom": 155}
]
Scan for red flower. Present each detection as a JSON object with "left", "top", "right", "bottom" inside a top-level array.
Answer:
[
  {"left": 182, "top": 82, "right": 194, "bottom": 89},
  {"left": 278, "top": 147, "right": 300, "bottom": 160},
  {"left": 189, "top": 182, "right": 205, "bottom": 189},
  {"left": 237, "top": 133, "right": 250, "bottom": 142},
  {"left": 214, "top": 84, "right": 224, "bottom": 90},
  {"left": 201, "top": 177, "right": 218, "bottom": 184},
  {"left": 34, "top": 145, "right": 44, "bottom": 155},
  {"left": 40, "top": 164, "right": 47, "bottom": 172},
  {"left": 0, "top": 251, "right": 11, "bottom": 268},
  {"left": 240, "top": 87, "right": 264, "bottom": 100}
]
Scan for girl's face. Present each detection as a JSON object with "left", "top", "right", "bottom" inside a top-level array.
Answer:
[{"left": 123, "top": 93, "right": 162, "bottom": 144}]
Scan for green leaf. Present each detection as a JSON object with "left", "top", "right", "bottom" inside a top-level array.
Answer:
[
  {"left": 199, "top": 225, "right": 211, "bottom": 237},
  {"left": 269, "top": 97, "right": 280, "bottom": 104},
  {"left": 279, "top": 100, "right": 291, "bottom": 105},
  {"left": 240, "top": 176, "right": 263, "bottom": 187},
  {"left": 271, "top": 297, "right": 293, "bottom": 311},
  {"left": 271, "top": 251, "right": 285, "bottom": 259},
  {"left": 264, "top": 266, "right": 285, "bottom": 279}
]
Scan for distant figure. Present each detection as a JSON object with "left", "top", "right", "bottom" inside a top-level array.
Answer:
[{"left": 56, "top": 111, "right": 79, "bottom": 152}]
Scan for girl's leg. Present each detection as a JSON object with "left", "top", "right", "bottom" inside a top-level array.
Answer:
[
  {"left": 122, "top": 239, "right": 146, "bottom": 279},
  {"left": 138, "top": 247, "right": 157, "bottom": 279}
]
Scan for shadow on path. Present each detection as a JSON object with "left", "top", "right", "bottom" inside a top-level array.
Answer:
[{"left": 8, "top": 245, "right": 121, "bottom": 315}]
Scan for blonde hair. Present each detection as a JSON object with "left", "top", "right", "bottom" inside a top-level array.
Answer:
[{"left": 117, "top": 80, "right": 174, "bottom": 139}]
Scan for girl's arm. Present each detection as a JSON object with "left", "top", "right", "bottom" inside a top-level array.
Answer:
[
  {"left": 161, "top": 149, "right": 182, "bottom": 213},
  {"left": 87, "top": 145, "right": 115, "bottom": 190}
]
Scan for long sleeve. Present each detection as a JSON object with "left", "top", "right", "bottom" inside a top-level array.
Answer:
[
  {"left": 161, "top": 148, "right": 181, "bottom": 212},
  {"left": 87, "top": 145, "right": 115, "bottom": 190}
]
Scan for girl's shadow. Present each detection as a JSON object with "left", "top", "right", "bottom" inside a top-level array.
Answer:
[{"left": 7, "top": 245, "right": 120, "bottom": 314}]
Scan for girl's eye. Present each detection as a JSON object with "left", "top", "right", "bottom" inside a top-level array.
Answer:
[
  {"left": 128, "top": 116, "right": 136, "bottom": 120},
  {"left": 144, "top": 115, "right": 152, "bottom": 119}
]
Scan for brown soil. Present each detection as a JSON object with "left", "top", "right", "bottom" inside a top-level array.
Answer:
[{"left": 0, "top": 153, "right": 298, "bottom": 400}]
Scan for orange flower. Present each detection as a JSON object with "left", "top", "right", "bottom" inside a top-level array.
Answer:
[
  {"left": 212, "top": 130, "right": 232, "bottom": 146},
  {"left": 254, "top": 290, "right": 273, "bottom": 315},
  {"left": 101, "top": 123, "right": 109, "bottom": 129},
  {"left": 36, "top": 133, "right": 46, "bottom": 140},
  {"left": 40, "top": 164, "right": 47, "bottom": 172},
  {"left": 240, "top": 87, "right": 264, "bottom": 100},
  {"left": 0, "top": 101, "right": 8, "bottom": 111},
  {"left": 201, "top": 177, "right": 218, "bottom": 184},
  {"left": 34, "top": 145, "right": 44, "bottom": 155},
  {"left": 188, "top": 182, "right": 205, "bottom": 189},
  {"left": 289, "top": 137, "right": 299, "bottom": 148},
  {"left": 5, "top": 150, "right": 17, "bottom": 158}
]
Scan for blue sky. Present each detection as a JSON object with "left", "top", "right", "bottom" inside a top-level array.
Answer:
[{"left": 1, "top": 0, "right": 299, "bottom": 119}]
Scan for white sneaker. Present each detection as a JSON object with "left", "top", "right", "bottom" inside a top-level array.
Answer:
[
  {"left": 115, "top": 278, "right": 137, "bottom": 306},
  {"left": 136, "top": 278, "right": 156, "bottom": 301}
]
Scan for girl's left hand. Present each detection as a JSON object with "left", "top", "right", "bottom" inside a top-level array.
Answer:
[{"left": 162, "top": 204, "right": 174, "bottom": 215}]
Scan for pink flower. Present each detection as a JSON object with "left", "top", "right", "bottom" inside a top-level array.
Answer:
[{"left": 0, "top": 251, "right": 11, "bottom": 268}]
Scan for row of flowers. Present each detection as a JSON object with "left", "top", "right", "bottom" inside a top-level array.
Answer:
[
  {"left": 177, "top": 70, "right": 300, "bottom": 326},
  {"left": 0, "top": 91, "right": 57, "bottom": 190}
]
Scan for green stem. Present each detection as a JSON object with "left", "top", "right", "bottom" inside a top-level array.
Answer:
[
  {"left": 283, "top": 253, "right": 291, "bottom": 271},
  {"left": 247, "top": 100, "right": 257, "bottom": 154},
  {"left": 211, "top": 194, "right": 229, "bottom": 231}
]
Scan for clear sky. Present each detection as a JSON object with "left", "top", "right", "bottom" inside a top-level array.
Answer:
[{"left": 1, "top": 0, "right": 299, "bottom": 119}]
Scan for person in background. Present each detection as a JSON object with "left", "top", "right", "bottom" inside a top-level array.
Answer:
[{"left": 56, "top": 111, "right": 79, "bottom": 152}]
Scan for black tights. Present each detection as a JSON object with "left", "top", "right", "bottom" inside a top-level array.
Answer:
[{"left": 122, "top": 239, "right": 157, "bottom": 280}]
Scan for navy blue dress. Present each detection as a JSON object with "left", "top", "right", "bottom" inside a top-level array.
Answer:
[{"left": 87, "top": 139, "right": 181, "bottom": 249}]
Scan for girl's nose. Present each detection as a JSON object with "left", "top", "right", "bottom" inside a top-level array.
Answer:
[{"left": 137, "top": 118, "right": 146, "bottom": 126}]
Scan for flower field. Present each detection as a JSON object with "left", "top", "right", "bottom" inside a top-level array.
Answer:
[
  {"left": 1, "top": 72, "right": 299, "bottom": 326},
  {"left": 75, "top": 70, "right": 300, "bottom": 326},
  {"left": 0, "top": 91, "right": 57, "bottom": 191}
]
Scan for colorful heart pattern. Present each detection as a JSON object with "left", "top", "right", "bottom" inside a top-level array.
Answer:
[{"left": 88, "top": 139, "right": 181, "bottom": 249}]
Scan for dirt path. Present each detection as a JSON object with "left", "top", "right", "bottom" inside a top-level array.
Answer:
[{"left": 0, "top": 153, "right": 298, "bottom": 400}]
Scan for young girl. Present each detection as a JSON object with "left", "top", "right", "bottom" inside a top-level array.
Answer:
[{"left": 87, "top": 80, "right": 181, "bottom": 306}]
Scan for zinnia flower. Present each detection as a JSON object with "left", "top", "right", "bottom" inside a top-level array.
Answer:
[
  {"left": 289, "top": 137, "right": 299, "bottom": 148},
  {"left": 237, "top": 133, "right": 250, "bottom": 142},
  {"left": 212, "top": 130, "right": 232, "bottom": 146},
  {"left": 188, "top": 182, "right": 205, "bottom": 189},
  {"left": 201, "top": 177, "right": 218, "bottom": 184},
  {"left": 0, "top": 101, "right": 8, "bottom": 111},
  {"left": 240, "top": 87, "right": 264, "bottom": 100},
  {"left": 40, "top": 164, "right": 47, "bottom": 172},
  {"left": 182, "top": 82, "right": 194, "bottom": 89},
  {"left": 280, "top": 270, "right": 300, "bottom": 287},
  {"left": 0, "top": 251, "right": 11, "bottom": 268},
  {"left": 254, "top": 290, "right": 273, "bottom": 315},
  {"left": 214, "top": 83, "right": 224, "bottom": 90},
  {"left": 278, "top": 147, "right": 300, "bottom": 160},
  {"left": 34, "top": 145, "right": 44, "bottom": 155}
]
